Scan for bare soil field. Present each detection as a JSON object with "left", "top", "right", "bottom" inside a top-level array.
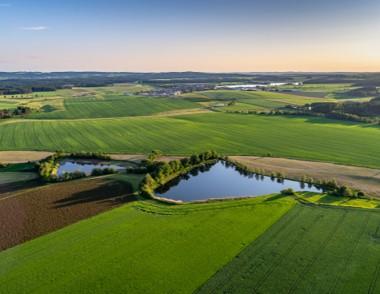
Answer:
[
  {"left": 230, "top": 156, "right": 380, "bottom": 197},
  {"left": 0, "top": 151, "right": 54, "bottom": 163},
  {"left": 111, "top": 154, "right": 147, "bottom": 163},
  {"left": 0, "top": 177, "right": 133, "bottom": 251}
]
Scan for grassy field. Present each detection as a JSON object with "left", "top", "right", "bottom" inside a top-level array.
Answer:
[
  {"left": 28, "top": 95, "right": 200, "bottom": 119},
  {"left": 0, "top": 172, "right": 38, "bottom": 185},
  {"left": 197, "top": 203, "right": 380, "bottom": 294},
  {"left": 298, "top": 193, "right": 380, "bottom": 209},
  {"left": 0, "top": 195, "right": 295, "bottom": 293},
  {"left": 0, "top": 113, "right": 378, "bottom": 168},
  {"left": 0, "top": 100, "right": 19, "bottom": 110}
]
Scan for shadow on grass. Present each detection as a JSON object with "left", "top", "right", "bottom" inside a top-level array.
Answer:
[
  {"left": 266, "top": 113, "right": 380, "bottom": 129},
  {"left": 53, "top": 180, "right": 134, "bottom": 208},
  {"left": 0, "top": 180, "right": 40, "bottom": 198},
  {"left": 264, "top": 193, "right": 289, "bottom": 202}
]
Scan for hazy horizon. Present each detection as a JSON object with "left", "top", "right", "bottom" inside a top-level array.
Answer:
[{"left": 1, "top": 0, "right": 379, "bottom": 72}]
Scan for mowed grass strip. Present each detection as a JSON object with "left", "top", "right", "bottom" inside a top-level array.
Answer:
[
  {"left": 197, "top": 203, "right": 380, "bottom": 294},
  {"left": 0, "top": 112, "right": 379, "bottom": 168},
  {"left": 28, "top": 95, "right": 200, "bottom": 119},
  {"left": 0, "top": 195, "right": 294, "bottom": 293}
]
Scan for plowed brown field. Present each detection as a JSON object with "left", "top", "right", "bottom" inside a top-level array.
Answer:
[{"left": 0, "top": 177, "right": 133, "bottom": 251}]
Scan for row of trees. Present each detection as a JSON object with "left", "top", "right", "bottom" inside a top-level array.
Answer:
[
  {"left": 140, "top": 151, "right": 221, "bottom": 198},
  {"left": 0, "top": 106, "right": 31, "bottom": 119},
  {"left": 310, "top": 97, "right": 380, "bottom": 118}
]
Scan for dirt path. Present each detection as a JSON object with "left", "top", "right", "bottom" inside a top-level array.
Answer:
[
  {"left": 0, "top": 177, "right": 133, "bottom": 251},
  {"left": 229, "top": 156, "right": 380, "bottom": 197},
  {"left": 0, "top": 151, "right": 54, "bottom": 163}
]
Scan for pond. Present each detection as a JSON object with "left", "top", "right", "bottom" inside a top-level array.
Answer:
[
  {"left": 155, "top": 161, "right": 321, "bottom": 202},
  {"left": 57, "top": 159, "right": 125, "bottom": 176}
]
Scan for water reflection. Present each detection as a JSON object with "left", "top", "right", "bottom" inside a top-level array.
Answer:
[
  {"left": 57, "top": 160, "right": 124, "bottom": 176},
  {"left": 155, "top": 161, "right": 321, "bottom": 202}
]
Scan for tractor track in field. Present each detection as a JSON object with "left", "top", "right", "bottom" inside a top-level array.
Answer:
[
  {"left": 253, "top": 214, "right": 323, "bottom": 293},
  {"left": 329, "top": 213, "right": 371, "bottom": 293},
  {"left": 288, "top": 212, "right": 347, "bottom": 293},
  {"left": 196, "top": 205, "right": 303, "bottom": 293}
]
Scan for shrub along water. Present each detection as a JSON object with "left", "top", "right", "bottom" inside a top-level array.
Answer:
[
  {"left": 35, "top": 151, "right": 112, "bottom": 182},
  {"left": 140, "top": 150, "right": 221, "bottom": 199}
]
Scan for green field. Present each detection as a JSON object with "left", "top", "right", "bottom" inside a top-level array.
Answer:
[
  {"left": 198, "top": 90, "right": 334, "bottom": 111},
  {"left": 0, "top": 172, "right": 38, "bottom": 184},
  {"left": 28, "top": 95, "right": 200, "bottom": 119},
  {"left": 0, "top": 195, "right": 294, "bottom": 293},
  {"left": 0, "top": 100, "right": 19, "bottom": 110},
  {"left": 0, "top": 113, "right": 379, "bottom": 168},
  {"left": 197, "top": 203, "right": 380, "bottom": 294}
]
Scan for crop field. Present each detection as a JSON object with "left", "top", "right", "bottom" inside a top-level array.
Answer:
[
  {"left": 0, "top": 194, "right": 295, "bottom": 293},
  {"left": 0, "top": 100, "right": 19, "bottom": 109},
  {"left": 28, "top": 95, "right": 200, "bottom": 119},
  {"left": 198, "top": 90, "right": 334, "bottom": 111},
  {"left": 0, "top": 113, "right": 379, "bottom": 168},
  {"left": 197, "top": 203, "right": 380, "bottom": 294},
  {"left": 0, "top": 177, "right": 134, "bottom": 251},
  {"left": 2, "top": 84, "right": 152, "bottom": 100},
  {"left": 217, "top": 102, "right": 266, "bottom": 111}
]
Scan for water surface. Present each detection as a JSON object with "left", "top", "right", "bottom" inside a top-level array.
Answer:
[
  {"left": 57, "top": 159, "right": 124, "bottom": 176},
  {"left": 155, "top": 161, "right": 320, "bottom": 202}
]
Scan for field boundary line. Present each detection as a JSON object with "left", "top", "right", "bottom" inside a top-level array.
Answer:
[{"left": 195, "top": 205, "right": 302, "bottom": 293}]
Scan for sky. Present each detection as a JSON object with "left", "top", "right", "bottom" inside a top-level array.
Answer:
[{"left": 0, "top": 0, "right": 379, "bottom": 72}]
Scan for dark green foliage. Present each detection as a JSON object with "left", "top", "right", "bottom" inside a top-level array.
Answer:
[
  {"left": 346, "top": 87, "right": 379, "bottom": 97},
  {"left": 281, "top": 188, "right": 295, "bottom": 195},
  {"left": 311, "top": 98, "right": 380, "bottom": 118},
  {"left": 336, "top": 185, "right": 353, "bottom": 197},
  {"left": 0, "top": 162, "right": 9, "bottom": 168},
  {"left": 57, "top": 170, "right": 86, "bottom": 182},
  {"left": 357, "top": 191, "right": 366, "bottom": 197},
  {"left": 0, "top": 106, "right": 31, "bottom": 119},
  {"left": 141, "top": 150, "right": 163, "bottom": 169},
  {"left": 140, "top": 151, "right": 221, "bottom": 198},
  {"left": 91, "top": 167, "right": 118, "bottom": 176},
  {"left": 36, "top": 151, "right": 112, "bottom": 182}
]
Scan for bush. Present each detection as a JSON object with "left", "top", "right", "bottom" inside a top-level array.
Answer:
[
  {"left": 281, "top": 188, "right": 295, "bottom": 195},
  {"left": 357, "top": 191, "right": 366, "bottom": 197},
  {"left": 91, "top": 167, "right": 118, "bottom": 176}
]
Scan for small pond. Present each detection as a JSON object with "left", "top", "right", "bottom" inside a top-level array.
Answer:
[
  {"left": 57, "top": 159, "right": 125, "bottom": 176},
  {"left": 155, "top": 161, "right": 321, "bottom": 202}
]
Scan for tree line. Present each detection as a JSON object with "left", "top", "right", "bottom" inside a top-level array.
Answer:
[
  {"left": 140, "top": 150, "right": 221, "bottom": 199},
  {"left": 0, "top": 106, "right": 31, "bottom": 119}
]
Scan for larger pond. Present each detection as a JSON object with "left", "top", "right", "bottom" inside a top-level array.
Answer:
[
  {"left": 57, "top": 159, "right": 124, "bottom": 176},
  {"left": 155, "top": 161, "right": 321, "bottom": 202}
]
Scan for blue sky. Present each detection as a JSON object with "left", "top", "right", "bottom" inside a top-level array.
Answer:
[{"left": 0, "top": 0, "right": 379, "bottom": 71}]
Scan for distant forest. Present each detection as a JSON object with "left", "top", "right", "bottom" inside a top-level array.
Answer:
[
  {"left": 310, "top": 97, "right": 380, "bottom": 118},
  {"left": 0, "top": 72, "right": 379, "bottom": 95}
]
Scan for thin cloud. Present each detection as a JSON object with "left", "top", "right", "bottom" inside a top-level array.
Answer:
[
  {"left": 19, "top": 26, "right": 49, "bottom": 31},
  {"left": 0, "top": 4, "right": 11, "bottom": 7}
]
